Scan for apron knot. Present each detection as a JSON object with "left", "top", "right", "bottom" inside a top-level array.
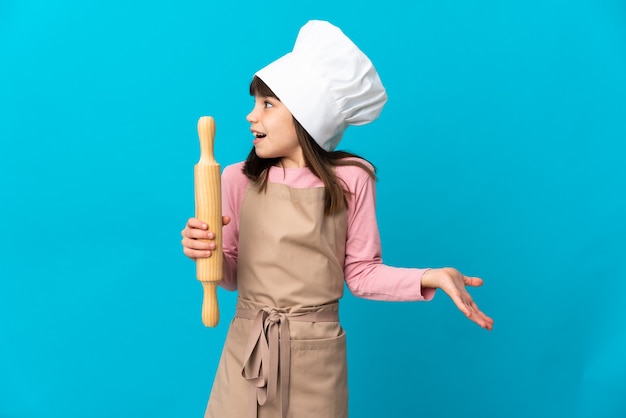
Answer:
[
  {"left": 264, "top": 308, "right": 284, "bottom": 325},
  {"left": 236, "top": 304, "right": 340, "bottom": 418},
  {"left": 240, "top": 307, "right": 291, "bottom": 418}
]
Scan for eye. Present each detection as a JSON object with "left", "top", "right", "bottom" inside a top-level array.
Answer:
[{"left": 264, "top": 100, "right": 273, "bottom": 108}]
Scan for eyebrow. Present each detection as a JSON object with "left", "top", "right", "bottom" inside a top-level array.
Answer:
[{"left": 256, "top": 95, "right": 280, "bottom": 102}]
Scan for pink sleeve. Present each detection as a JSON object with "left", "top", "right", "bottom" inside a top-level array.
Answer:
[
  {"left": 342, "top": 165, "right": 436, "bottom": 301},
  {"left": 218, "top": 162, "right": 248, "bottom": 291}
]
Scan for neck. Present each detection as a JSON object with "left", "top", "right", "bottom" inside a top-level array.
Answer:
[{"left": 278, "top": 156, "right": 306, "bottom": 169}]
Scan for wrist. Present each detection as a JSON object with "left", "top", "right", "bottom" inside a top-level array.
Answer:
[{"left": 421, "top": 268, "right": 438, "bottom": 289}]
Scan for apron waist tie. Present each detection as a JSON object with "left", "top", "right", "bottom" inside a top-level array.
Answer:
[{"left": 236, "top": 306, "right": 339, "bottom": 418}]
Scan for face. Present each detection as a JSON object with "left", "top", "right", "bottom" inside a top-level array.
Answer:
[{"left": 246, "top": 95, "right": 304, "bottom": 168}]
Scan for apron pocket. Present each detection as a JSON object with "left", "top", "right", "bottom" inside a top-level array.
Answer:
[{"left": 287, "top": 331, "right": 348, "bottom": 418}]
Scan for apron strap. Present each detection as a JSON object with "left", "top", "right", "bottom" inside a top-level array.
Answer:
[{"left": 237, "top": 306, "right": 339, "bottom": 418}]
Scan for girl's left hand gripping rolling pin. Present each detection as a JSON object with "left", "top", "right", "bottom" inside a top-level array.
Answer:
[{"left": 194, "top": 116, "right": 222, "bottom": 327}]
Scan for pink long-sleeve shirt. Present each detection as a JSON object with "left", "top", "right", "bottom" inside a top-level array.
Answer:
[{"left": 219, "top": 161, "right": 435, "bottom": 302}]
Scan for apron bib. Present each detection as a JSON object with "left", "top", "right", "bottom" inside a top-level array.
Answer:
[{"left": 205, "top": 180, "right": 349, "bottom": 418}]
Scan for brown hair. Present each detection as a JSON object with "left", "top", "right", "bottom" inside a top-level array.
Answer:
[{"left": 243, "top": 76, "right": 376, "bottom": 215}]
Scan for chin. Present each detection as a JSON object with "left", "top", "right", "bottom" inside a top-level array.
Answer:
[{"left": 254, "top": 148, "right": 274, "bottom": 160}]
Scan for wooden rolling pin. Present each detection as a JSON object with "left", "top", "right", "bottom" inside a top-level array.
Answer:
[{"left": 194, "top": 116, "right": 222, "bottom": 327}]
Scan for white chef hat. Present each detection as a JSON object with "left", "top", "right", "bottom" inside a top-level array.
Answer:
[{"left": 255, "top": 20, "right": 387, "bottom": 151}]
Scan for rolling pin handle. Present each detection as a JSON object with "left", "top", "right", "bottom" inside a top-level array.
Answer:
[{"left": 201, "top": 281, "right": 220, "bottom": 327}]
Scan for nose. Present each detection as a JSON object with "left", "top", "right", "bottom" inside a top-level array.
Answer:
[{"left": 246, "top": 105, "right": 258, "bottom": 123}]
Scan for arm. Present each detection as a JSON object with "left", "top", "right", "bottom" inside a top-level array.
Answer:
[
  {"left": 343, "top": 165, "right": 435, "bottom": 301},
  {"left": 218, "top": 164, "right": 247, "bottom": 290},
  {"left": 342, "top": 165, "right": 493, "bottom": 330}
]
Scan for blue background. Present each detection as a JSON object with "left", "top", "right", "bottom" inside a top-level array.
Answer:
[{"left": 1, "top": 0, "right": 625, "bottom": 417}]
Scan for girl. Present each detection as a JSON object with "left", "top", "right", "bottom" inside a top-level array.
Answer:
[{"left": 181, "top": 20, "right": 494, "bottom": 418}]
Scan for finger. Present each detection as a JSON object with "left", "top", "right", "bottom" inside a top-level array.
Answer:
[
  {"left": 471, "top": 311, "right": 494, "bottom": 330},
  {"left": 444, "top": 286, "right": 472, "bottom": 318},
  {"left": 183, "top": 226, "right": 216, "bottom": 240},
  {"left": 463, "top": 276, "right": 484, "bottom": 287},
  {"left": 465, "top": 300, "right": 494, "bottom": 330},
  {"left": 222, "top": 216, "right": 232, "bottom": 226},
  {"left": 181, "top": 236, "right": 215, "bottom": 251},
  {"left": 186, "top": 218, "right": 209, "bottom": 230},
  {"left": 183, "top": 246, "right": 212, "bottom": 259},
  {"left": 448, "top": 291, "right": 493, "bottom": 330}
]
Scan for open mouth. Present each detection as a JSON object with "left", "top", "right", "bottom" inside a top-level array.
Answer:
[{"left": 252, "top": 131, "right": 267, "bottom": 144}]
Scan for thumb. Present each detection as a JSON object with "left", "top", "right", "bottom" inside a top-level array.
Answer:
[{"left": 464, "top": 276, "right": 484, "bottom": 287}]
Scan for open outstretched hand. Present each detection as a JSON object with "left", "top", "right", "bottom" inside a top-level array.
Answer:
[{"left": 421, "top": 268, "right": 494, "bottom": 330}]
